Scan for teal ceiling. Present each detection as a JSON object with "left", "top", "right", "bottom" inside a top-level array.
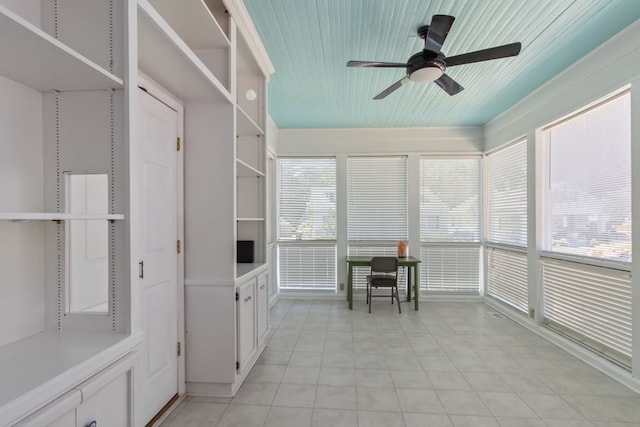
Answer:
[{"left": 243, "top": 0, "right": 640, "bottom": 128}]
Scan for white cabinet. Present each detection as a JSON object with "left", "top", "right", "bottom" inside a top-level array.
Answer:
[
  {"left": 237, "top": 278, "right": 257, "bottom": 370},
  {"left": 15, "top": 353, "right": 136, "bottom": 427},
  {"left": 257, "top": 274, "right": 269, "bottom": 347},
  {"left": 184, "top": 267, "right": 270, "bottom": 397}
]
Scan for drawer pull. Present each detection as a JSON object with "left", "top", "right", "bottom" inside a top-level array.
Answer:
[{"left": 87, "top": 421, "right": 97, "bottom": 427}]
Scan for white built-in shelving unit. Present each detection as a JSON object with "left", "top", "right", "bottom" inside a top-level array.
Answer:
[
  {"left": 1, "top": 0, "right": 274, "bottom": 422},
  {"left": 0, "top": 0, "right": 138, "bottom": 425},
  {"left": 144, "top": 0, "right": 274, "bottom": 398}
]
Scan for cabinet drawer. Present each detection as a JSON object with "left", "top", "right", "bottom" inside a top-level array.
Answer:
[
  {"left": 14, "top": 390, "right": 81, "bottom": 427},
  {"left": 75, "top": 353, "right": 135, "bottom": 427},
  {"left": 76, "top": 372, "right": 129, "bottom": 427}
]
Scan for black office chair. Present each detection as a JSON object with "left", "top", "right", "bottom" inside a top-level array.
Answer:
[{"left": 366, "top": 256, "right": 401, "bottom": 313}]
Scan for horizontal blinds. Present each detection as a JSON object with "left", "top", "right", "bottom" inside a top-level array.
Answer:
[
  {"left": 487, "top": 247, "right": 528, "bottom": 313},
  {"left": 278, "top": 158, "right": 336, "bottom": 240},
  {"left": 347, "top": 246, "right": 406, "bottom": 290},
  {"left": 541, "top": 258, "right": 631, "bottom": 366},
  {"left": 543, "top": 92, "right": 631, "bottom": 262},
  {"left": 278, "top": 244, "right": 336, "bottom": 290},
  {"left": 420, "top": 245, "right": 480, "bottom": 293},
  {"left": 420, "top": 157, "right": 480, "bottom": 242},
  {"left": 347, "top": 157, "right": 407, "bottom": 240},
  {"left": 486, "top": 141, "right": 527, "bottom": 246},
  {"left": 266, "top": 157, "right": 275, "bottom": 244}
]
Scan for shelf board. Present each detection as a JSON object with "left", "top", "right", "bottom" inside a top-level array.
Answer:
[
  {"left": 237, "top": 105, "right": 264, "bottom": 137},
  {"left": 148, "top": 0, "right": 230, "bottom": 50},
  {"left": 237, "top": 217, "right": 265, "bottom": 222},
  {"left": 138, "top": 1, "right": 232, "bottom": 103},
  {"left": 236, "top": 159, "right": 264, "bottom": 177},
  {"left": 0, "top": 332, "right": 141, "bottom": 424},
  {"left": 0, "top": 5, "right": 123, "bottom": 92},
  {"left": 0, "top": 213, "right": 125, "bottom": 221}
]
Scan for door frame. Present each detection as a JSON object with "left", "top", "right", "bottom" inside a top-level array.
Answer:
[{"left": 137, "top": 72, "right": 186, "bottom": 400}]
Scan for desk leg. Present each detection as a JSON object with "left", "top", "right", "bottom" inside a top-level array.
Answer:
[
  {"left": 414, "top": 264, "right": 419, "bottom": 311},
  {"left": 347, "top": 263, "right": 353, "bottom": 310},
  {"left": 406, "top": 266, "right": 411, "bottom": 302}
]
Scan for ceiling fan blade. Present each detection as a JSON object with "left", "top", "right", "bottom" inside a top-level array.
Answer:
[
  {"left": 434, "top": 73, "right": 464, "bottom": 96},
  {"left": 373, "top": 76, "right": 409, "bottom": 99},
  {"left": 424, "top": 15, "right": 455, "bottom": 53},
  {"left": 347, "top": 60, "right": 407, "bottom": 68},
  {"left": 446, "top": 42, "right": 522, "bottom": 67}
]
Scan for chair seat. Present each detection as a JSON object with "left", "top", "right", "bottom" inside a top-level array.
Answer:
[{"left": 368, "top": 275, "right": 397, "bottom": 287}]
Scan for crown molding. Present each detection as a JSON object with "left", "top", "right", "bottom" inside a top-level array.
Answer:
[{"left": 223, "top": 0, "right": 275, "bottom": 78}]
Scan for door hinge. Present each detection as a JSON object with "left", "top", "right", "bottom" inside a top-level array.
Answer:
[
  {"left": 177, "top": 137, "right": 181, "bottom": 151},
  {"left": 235, "top": 292, "right": 239, "bottom": 302},
  {"left": 236, "top": 361, "right": 240, "bottom": 370},
  {"left": 177, "top": 341, "right": 182, "bottom": 357},
  {"left": 177, "top": 240, "right": 181, "bottom": 254}
]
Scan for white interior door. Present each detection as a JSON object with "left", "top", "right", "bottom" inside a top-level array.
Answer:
[{"left": 138, "top": 88, "right": 179, "bottom": 422}]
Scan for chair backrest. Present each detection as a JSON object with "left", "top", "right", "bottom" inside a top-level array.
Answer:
[{"left": 370, "top": 256, "right": 398, "bottom": 274}]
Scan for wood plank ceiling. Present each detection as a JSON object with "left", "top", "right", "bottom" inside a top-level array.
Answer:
[{"left": 243, "top": 0, "right": 640, "bottom": 128}]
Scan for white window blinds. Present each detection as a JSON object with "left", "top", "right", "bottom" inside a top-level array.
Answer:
[
  {"left": 543, "top": 91, "right": 631, "bottom": 262},
  {"left": 420, "top": 157, "right": 480, "bottom": 242},
  {"left": 419, "top": 157, "right": 480, "bottom": 294},
  {"left": 278, "top": 244, "right": 336, "bottom": 290},
  {"left": 487, "top": 248, "right": 528, "bottom": 313},
  {"left": 420, "top": 245, "right": 480, "bottom": 293},
  {"left": 347, "top": 157, "right": 408, "bottom": 241},
  {"left": 266, "top": 156, "right": 275, "bottom": 244},
  {"left": 487, "top": 141, "right": 527, "bottom": 247},
  {"left": 277, "top": 158, "right": 337, "bottom": 291},
  {"left": 541, "top": 258, "right": 631, "bottom": 367},
  {"left": 278, "top": 158, "right": 336, "bottom": 241}
]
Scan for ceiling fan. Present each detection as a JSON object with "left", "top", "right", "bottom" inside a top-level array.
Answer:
[{"left": 347, "top": 14, "right": 521, "bottom": 99}]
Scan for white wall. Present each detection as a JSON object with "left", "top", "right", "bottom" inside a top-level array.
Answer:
[
  {"left": 0, "top": 76, "right": 44, "bottom": 346},
  {"left": 278, "top": 126, "right": 483, "bottom": 156},
  {"left": 484, "top": 18, "right": 640, "bottom": 383}
]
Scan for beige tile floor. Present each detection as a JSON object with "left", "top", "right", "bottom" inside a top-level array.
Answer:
[{"left": 161, "top": 299, "right": 640, "bottom": 427}]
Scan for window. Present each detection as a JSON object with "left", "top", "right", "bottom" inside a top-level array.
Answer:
[
  {"left": 347, "top": 157, "right": 407, "bottom": 288},
  {"left": 487, "top": 247, "right": 528, "bottom": 313},
  {"left": 419, "top": 157, "right": 480, "bottom": 293},
  {"left": 486, "top": 140, "right": 528, "bottom": 313},
  {"left": 347, "top": 157, "right": 407, "bottom": 241},
  {"left": 277, "top": 158, "right": 336, "bottom": 290},
  {"left": 266, "top": 155, "right": 275, "bottom": 245},
  {"left": 542, "top": 91, "right": 631, "bottom": 262},
  {"left": 278, "top": 244, "right": 336, "bottom": 290},
  {"left": 487, "top": 140, "right": 527, "bottom": 247},
  {"left": 540, "top": 89, "right": 632, "bottom": 368},
  {"left": 420, "top": 157, "right": 480, "bottom": 242},
  {"left": 541, "top": 258, "right": 631, "bottom": 367}
]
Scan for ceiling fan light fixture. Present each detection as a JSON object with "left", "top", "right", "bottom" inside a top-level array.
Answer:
[{"left": 409, "top": 64, "right": 444, "bottom": 83}]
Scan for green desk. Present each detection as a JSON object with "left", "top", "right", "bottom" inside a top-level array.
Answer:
[{"left": 346, "top": 256, "right": 422, "bottom": 311}]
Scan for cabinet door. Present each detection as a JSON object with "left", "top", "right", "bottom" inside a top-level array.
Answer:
[
  {"left": 76, "top": 372, "right": 130, "bottom": 427},
  {"left": 256, "top": 274, "right": 268, "bottom": 345},
  {"left": 237, "top": 279, "right": 256, "bottom": 370}
]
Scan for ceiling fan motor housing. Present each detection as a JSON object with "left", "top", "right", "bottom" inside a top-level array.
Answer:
[{"left": 407, "top": 51, "right": 445, "bottom": 82}]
